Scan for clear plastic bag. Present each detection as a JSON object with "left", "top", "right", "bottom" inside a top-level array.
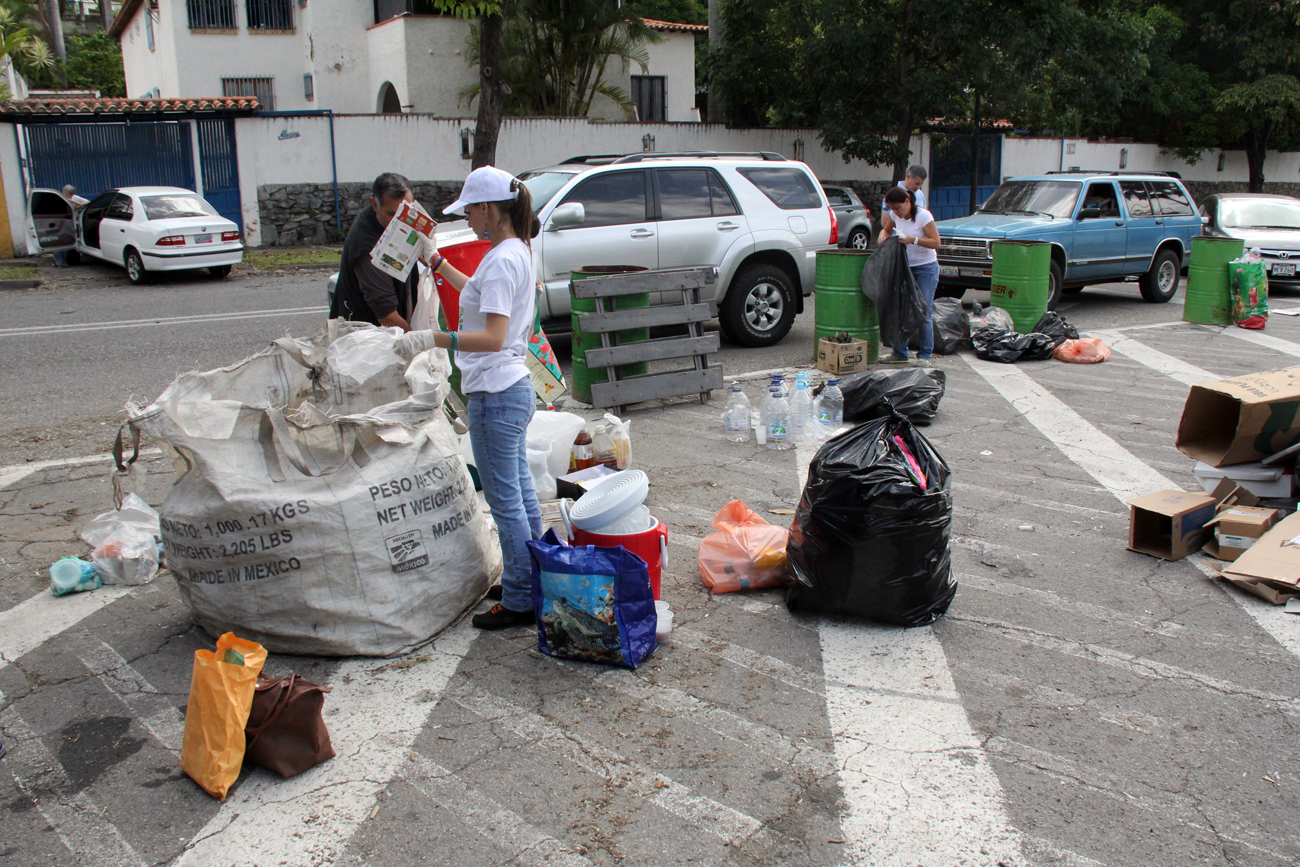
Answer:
[{"left": 697, "top": 500, "right": 792, "bottom": 594}]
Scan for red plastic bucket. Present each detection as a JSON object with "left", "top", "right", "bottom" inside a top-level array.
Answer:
[
  {"left": 434, "top": 238, "right": 492, "bottom": 329},
  {"left": 572, "top": 517, "right": 668, "bottom": 600}
]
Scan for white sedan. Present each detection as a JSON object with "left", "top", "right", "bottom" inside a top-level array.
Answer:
[{"left": 26, "top": 185, "right": 243, "bottom": 284}]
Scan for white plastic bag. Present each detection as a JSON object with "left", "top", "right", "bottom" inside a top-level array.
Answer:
[
  {"left": 410, "top": 265, "right": 440, "bottom": 333},
  {"left": 128, "top": 322, "right": 502, "bottom": 656},
  {"left": 91, "top": 525, "right": 160, "bottom": 586},
  {"left": 602, "top": 412, "right": 632, "bottom": 470},
  {"left": 81, "top": 492, "right": 160, "bottom": 547}
]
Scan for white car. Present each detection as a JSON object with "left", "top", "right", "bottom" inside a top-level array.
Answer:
[{"left": 25, "top": 185, "right": 243, "bottom": 284}]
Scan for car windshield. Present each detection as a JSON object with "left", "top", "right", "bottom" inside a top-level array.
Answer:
[
  {"left": 1219, "top": 198, "right": 1300, "bottom": 229},
  {"left": 979, "top": 181, "right": 1080, "bottom": 218},
  {"left": 141, "top": 194, "right": 217, "bottom": 220},
  {"left": 519, "top": 171, "right": 580, "bottom": 213}
]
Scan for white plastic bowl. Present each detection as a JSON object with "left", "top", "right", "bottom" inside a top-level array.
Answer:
[{"left": 569, "top": 469, "right": 649, "bottom": 531}]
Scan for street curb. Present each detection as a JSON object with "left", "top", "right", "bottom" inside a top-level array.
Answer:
[{"left": 0, "top": 278, "right": 42, "bottom": 291}]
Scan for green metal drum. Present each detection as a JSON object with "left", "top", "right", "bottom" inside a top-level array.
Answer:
[
  {"left": 813, "top": 250, "right": 879, "bottom": 363},
  {"left": 570, "top": 266, "right": 650, "bottom": 404},
  {"left": 1184, "top": 235, "right": 1244, "bottom": 325},
  {"left": 990, "top": 240, "right": 1051, "bottom": 333}
]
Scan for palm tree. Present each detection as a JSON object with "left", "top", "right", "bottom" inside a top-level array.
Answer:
[
  {"left": 464, "top": 0, "right": 660, "bottom": 119},
  {"left": 0, "top": 4, "right": 55, "bottom": 98}
]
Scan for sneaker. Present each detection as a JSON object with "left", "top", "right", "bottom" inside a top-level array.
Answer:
[
  {"left": 913, "top": 357, "right": 932, "bottom": 368},
  {"left": 486, "top": 584, "right": 503, "bottom": 601},
  {"left": 881, "top": 355, "right": 910, "bottom": 364},
  {"left": 472, "top": 603, "right": 535, "bottom": 630}
]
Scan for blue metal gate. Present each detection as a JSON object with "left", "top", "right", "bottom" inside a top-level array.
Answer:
[
  {"left": 23, "top": 121, "right": 195, "bottom": 201},
  {"left": 196, "top": 119, "right": 242, "bottom": 230},
  {"left": 928, "top": 134, "right": 1002, "bottom": 221}
]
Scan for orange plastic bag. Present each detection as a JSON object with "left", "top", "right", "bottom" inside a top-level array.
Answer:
[
  {"left": 1053, "top": 337, "right": 1112, "bottom": 364},
  {"left": 697, "top": 500, "right": 792, "bottom": 593},
  {"left": 180, "top": 632, "right": 268, "bottom": 799}
]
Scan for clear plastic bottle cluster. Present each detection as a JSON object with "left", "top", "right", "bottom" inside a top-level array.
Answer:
[{"left": 721, "top": 375, "right": 845, "bottom": 446}]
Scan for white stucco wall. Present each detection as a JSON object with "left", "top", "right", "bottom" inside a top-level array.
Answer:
[
  {"left": 591, "top": 31, "right": 697, "bottom": 122},
  {"left": 1, "top": 126, "right": 29, "bottom": 256},
  {"left": 998, "top": 136, "right": 1300, "bottom": 183},
  {"left": 401, "top": 17, "right": 478, "bottom": 116},
  {"left": 301, "top": 2, "right": 375, "bottom": 113}
]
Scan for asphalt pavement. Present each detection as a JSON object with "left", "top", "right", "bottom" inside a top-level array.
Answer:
[{"left": 1, "top": 261, "right": 1299, "bottom": 867}]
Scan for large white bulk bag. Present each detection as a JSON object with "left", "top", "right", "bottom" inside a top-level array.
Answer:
[{"left": 129, "top": 322, "right": 501, "bottom": 656}]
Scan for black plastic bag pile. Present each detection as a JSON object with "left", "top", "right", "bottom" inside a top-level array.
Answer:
[
  {"left": 859, "top": 238, "right": 928, "bottom": 349},
  {"left": 840, "top": 368, "right": 946, "bottom": 426},
  {"left": 785, "top": 409, "right": 956, "bottom": 626},
  {"left": 909, "top": 297, "right": 972, "bottom": 355},
  {"left": 971, "top": 308, "right": 1080, "bottom": 363}
]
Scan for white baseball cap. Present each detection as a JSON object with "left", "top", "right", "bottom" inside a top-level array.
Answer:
[{"left": 444, "top": 165, "right": 519, "bottom": 217}]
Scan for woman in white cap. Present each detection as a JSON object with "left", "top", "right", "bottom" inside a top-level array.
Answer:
[{"left": 427, "top": 166, "right": 543, "bottom": 630}]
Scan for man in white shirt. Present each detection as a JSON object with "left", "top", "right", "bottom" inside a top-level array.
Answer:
[
  {"left": 53, "top": 185, "right": 88, "bottom": 268},
  {"left": 882, "top": 165, "right": 927, "bottom": 214}
]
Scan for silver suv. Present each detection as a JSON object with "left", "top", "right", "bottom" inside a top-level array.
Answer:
[{"left": 518, "top": 152, "right": 836, "bottom": 347}]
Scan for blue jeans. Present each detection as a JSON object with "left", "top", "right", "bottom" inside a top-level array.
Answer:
[
  {"left": 892, "top": 261, "right": 940, "bottom": 360},
  {"left": 468, "top": 376, "right": 543, "bottom": 613}
]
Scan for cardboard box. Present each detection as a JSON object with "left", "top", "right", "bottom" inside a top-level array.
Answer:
[
  {"left": 1223, "top": 511, "right": 1300, "bottom": 603},
  {"left": 1127, "top": 490, "right": 1218, "bottom": 560},
  {"left": 817, "top": 338, "right": 869, "bottom": 375},
  {"left": 1177, "top": 366, "right": 1300, "bottom": 467},
  {"left": 1202, "top": 506, "right": 1278, "bottom": 560}
]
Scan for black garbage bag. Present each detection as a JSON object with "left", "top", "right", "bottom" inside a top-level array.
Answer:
[
  {"left": 840, "top": 368, "right": 947, "bottom": 425},
  {"left": 909, "top": 297, "right": 971, "bottom": 355},
  {"left": 859, "top": 237, "right": 927, "bottom": 349},
  {"left": 785, "top": 409, "right": 956, "bottom": 626},
  {"left": 971, "top": 325, "right": 1057, "bottom": 363},
  {"left": 1032, "top": 311, "right": 1080, "bottom": 349}
]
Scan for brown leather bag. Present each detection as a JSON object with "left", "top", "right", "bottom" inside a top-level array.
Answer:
[{"left": 244, "top": 673, "right": 335, "bottom": 778}]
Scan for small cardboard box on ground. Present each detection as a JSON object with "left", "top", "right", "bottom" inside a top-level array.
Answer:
[
  {"left": 1222, "top": 511, "right": 1300, "bottom": 604},
  {"left": 1203, "top": 507, "right": 1278, "bottom": 560},
  {"left": 1177, "top": 365, "right": 1300, "bottom": 467},
  {"left": 1127, "top": 490, "right": 1218, "bottom": 560},
  {"left": 817, "top": 338, "right": 869, "bottom": 376}
]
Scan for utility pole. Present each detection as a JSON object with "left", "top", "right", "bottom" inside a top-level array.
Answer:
[
  {"left": 707, "top": 0, "right": 726, "bottom": 124},
  {"left": 969, "top": 91, "right": 980, "bottom": 217},
  {"left": 101, "top": 0, "right": 113, "bottom": 30},
  {"left": 44, "top": 0, "right": 66, "bottom": 62}
]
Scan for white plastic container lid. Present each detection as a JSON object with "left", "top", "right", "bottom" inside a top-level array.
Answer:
[{"left": 569, "top": 469, "right": 649, "bottom": 530}]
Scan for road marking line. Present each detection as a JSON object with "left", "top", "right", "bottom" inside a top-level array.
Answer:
[
  {"left": 0, "top": 307, "right": 327, "bottom": 338},
  {"left": 1221, "top": 326, "right": 1300, "bottom": 358},
  {"left": 77, "top": 641, "right": 185, "bottom": 752},
  {"left": 0, "top": 694, "right": 147, "bottom": 867},
  {"left": 1088, "top": 330, "right": 1217, "bottom": 385},
  {"left": 174, "top": 623, "right": 476, "bottom": 867},
  {"left": 398, "top": 752, "right": 594, "bottom": 866},
  {"left": 792, "top": 443, "right": 1025, "bottom": 867},
  {"left": 451, "top": 685, "right": 767, "bottom": 845},
  {"left": 673, "top": 626, "right": 825, "bottom": 697},
  {"left": 963, "top": 352, "right": 1176, "bottom": 502},
  {"left": 0, "top": 586, "right": 136, "bottom": 673},
  {"left": 0, "top": 449, "right": 162, "bottom": 491}
]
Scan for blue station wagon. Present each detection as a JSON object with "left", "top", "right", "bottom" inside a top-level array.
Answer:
[{"left": 934, "top": 172, "right": 1202, "bottom": 307}]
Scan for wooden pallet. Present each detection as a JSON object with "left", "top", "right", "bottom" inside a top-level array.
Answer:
[{"left": 572, "top": 268, "right": 724, "bottom": 411}]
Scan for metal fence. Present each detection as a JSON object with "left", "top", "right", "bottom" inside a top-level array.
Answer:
[
  {"left": 186, "top": 0, "right": 236, "bottom": 30},
  {"left": 246, "top": 0, "right": 293, "bottom": 31},
  {"left": 222, "top": 77, "right": 275, "bottom": 111}
]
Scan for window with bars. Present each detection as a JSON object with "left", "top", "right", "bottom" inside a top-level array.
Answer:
[
  {"left": 223, "top": 77, "right": 275, "bottom": 110},
  {"left": 187, "top": 0, "right": 236, "bottom": 30},
  {"left": 631, "top": 75, "right": 666, "bottom": 123},
  {"left": 246, "top": 0, "right": 293, "bottom": 31}
]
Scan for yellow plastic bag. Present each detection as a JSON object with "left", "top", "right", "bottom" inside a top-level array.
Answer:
[
  {"left": 697, "top": 500, "right": 792, "bottom": 593},
  {"left": 180, "top": 632, "right": 268, "bottom": 799}
]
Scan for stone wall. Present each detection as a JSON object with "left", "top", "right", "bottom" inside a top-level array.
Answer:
[
  {"left": 257, "top": 181, "right": 463, "bottom": 246},
  {"left": 1183, "top": 180, "right": 1300, "bottom": 203}
]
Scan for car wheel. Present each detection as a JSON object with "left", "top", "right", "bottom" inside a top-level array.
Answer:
[
  {"left": 847, "top": 227, "right": 870, "bottom": 250},
  {"left": 1140, "top": 248, "right": 1181, "bottom": 303},
  {"left": 1047, "top": 260, "right": 1063, "bottom": 309},
  {"left": 125, "top": 248, "right": 148, "bottom": 285},
  {"left": 720, "top": 264, "right": 796, "bottom": 347},
  {"left": 209, "top": 265, "right": 233, "bottom": 278}
]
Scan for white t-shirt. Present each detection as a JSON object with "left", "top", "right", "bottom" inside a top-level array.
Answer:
[
  {"left": 456, "top": 238, "right": 535, "bottom": 394},
  {"left": 889, "top": 207, "right": 938, "bottom": 266}
]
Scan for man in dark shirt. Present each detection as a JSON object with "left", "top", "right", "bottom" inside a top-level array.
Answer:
[{"left": 330, "top": 173, "right": 421, "bottom": 330}]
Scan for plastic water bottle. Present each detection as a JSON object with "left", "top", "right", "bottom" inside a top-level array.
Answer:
[
  {"left": 818, "top": 379, "right": 844, "bottom": 429},
  {"left": 792, "top": 377, "right": 814, "bottom": 443},
  {"left": 49, "top": 556, "right": 101, "bottom": 597},
  {"left": 723, "top": 382, "right": 751, "bottom": 442},
  {"left": 767, "top": 387, "right": 792, "bottom": 450}
]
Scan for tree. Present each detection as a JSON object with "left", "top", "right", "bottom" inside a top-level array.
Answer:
[
  {"left": 0, "top": 4, "right": 53, "bottom": 97},
  {"left": 64, "top": 31, "right": 124, "bottom": 97},
  {"left": 435, "top": 2, "right": 504, "bottom": 169}
]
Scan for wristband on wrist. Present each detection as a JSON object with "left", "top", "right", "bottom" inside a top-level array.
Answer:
[{"left": 450, "top": 331, "right": 459, "bottom": 353}]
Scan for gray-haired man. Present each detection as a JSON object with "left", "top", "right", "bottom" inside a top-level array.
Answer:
[
  {"left": 329, "top": 172, "right": 418, "bottom": 331},
  {"left": 882, "top": 165, "right": 927, "bottom": 214}
]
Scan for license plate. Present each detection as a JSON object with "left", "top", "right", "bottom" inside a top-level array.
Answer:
[
  {"left": 193, "top": 234, "right": 213, "bottom": 244},
  {"left": 939, "top": 265, "right": 960, "bottom": 278},
  {"left": 1273, "top": 263, "right": 1295, "bottom": 277}
]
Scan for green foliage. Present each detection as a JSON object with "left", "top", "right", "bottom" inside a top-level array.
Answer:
[
  {"left": 0, "top": 2, "right": 53, "bottom": 95},
  {"left": 432, "top": 0, "right": 502, "bottom": 18},
  {"left": 63, "top": 32, "right": 124, "bottom": 98},
  {"left": 620, "top": 0, "right": 706, "bottom": 24},
  {"left": 463, "top": 0, "right": 660, "bottom": 119}
]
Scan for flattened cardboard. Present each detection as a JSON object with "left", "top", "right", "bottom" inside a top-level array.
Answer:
[
  {"left": 1223, "top": 512, "right": 1300, "bottom": 601},
  {"left": 817, "top": 338, "right": 868, "bottom": 376},
  {"left": 1127, "top": 490, "right": 1217, "bottom": 560},
  {"left": 1176, "top": 365, "right": 1300, "bottom": 467},
  {"left": 1202, "top": 506, "right": 1277, "bottom": 561}
]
